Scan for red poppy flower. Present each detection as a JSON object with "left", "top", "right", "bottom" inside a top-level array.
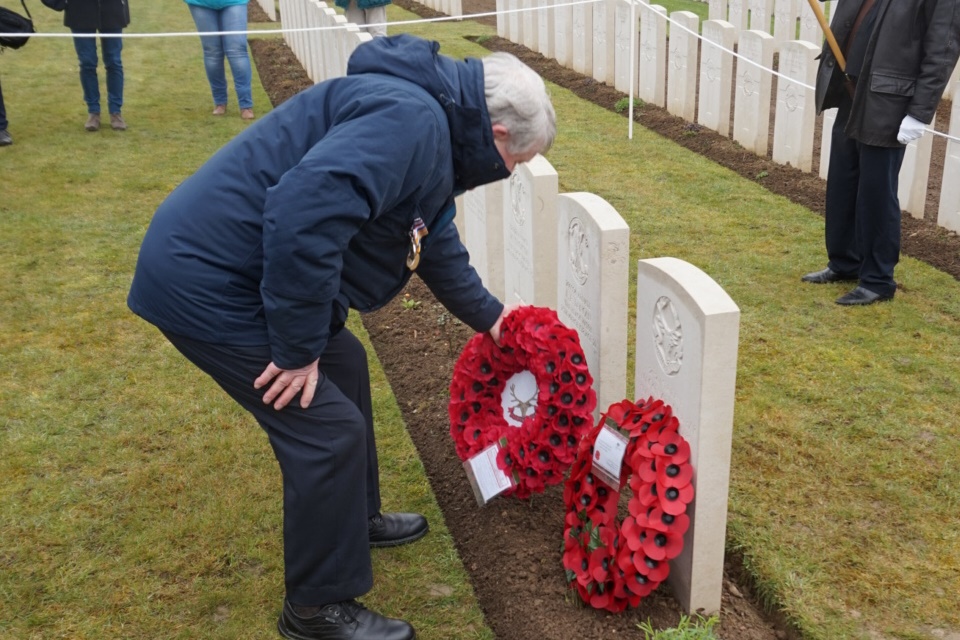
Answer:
[
  {"left": 658, "top": 480, "right": 695, "bottom": 516},
  {"left": 641, "top": 527, "right": 685, "bottom": 561}
]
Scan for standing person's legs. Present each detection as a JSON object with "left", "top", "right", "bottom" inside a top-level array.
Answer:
[
  {"left": 100, "top": 30, "right": 124, "bottom": 117},
  {"left": 219, "top": 3, "right": 254, "bottom": 110},
  {"left": 188, "top": 4, "right": 229, "bottom": 109},
  {"left": 0, "top": 76, "right": 8, "bottom": 130},
  {"left": 161, "top": 330, "right": 374, "bottom": 606},
  {"left": 854, "top": 144, "right": 905, "bottom": 298},
  {"left": 0, "top": 76, "right": 10, "bottom": 145},
  {"left": 363, "top": 5, "right": 387, "bottom": 36},
  {"left": 824, "top": 101, "right": 862, "bottom": 278},
  {"left": 344, "top": 1, "right": 387, "bottom": 36},
  {"left": 72, "top": 30, "right": 101, "bottom": 126}
]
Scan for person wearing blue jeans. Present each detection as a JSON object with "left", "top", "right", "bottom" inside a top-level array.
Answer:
[
  {"left": 185, "top": 0, "right": 254, "bottom": 120},
  {"left": 64, "top": 0, "right": 130, "bottom": 132}
]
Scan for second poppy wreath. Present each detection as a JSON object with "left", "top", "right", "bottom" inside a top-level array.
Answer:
[{"left": 562, "top": 397, "right": 695, "bottom": 612}]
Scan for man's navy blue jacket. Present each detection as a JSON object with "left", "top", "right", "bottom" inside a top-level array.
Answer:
[{"left": 128, "top": 35, "right": 507, "bottom": 369}]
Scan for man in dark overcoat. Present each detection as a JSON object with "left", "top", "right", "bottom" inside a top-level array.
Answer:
[{"left": 803, "top": 0, "right": 960, "bottom": 305}]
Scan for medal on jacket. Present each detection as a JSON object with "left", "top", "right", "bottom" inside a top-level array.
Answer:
[{"left": 406, "top": 217, "right": 429, "bottom": 270}]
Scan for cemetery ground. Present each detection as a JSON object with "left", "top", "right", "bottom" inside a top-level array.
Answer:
[
  {"left": 0, "top": 1, "right": 957, "bottom": 639},
  {"left": 248, "top": 3, "right": 960, "bottom": 639}
]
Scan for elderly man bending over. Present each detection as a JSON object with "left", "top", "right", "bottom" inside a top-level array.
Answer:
[{"left": 128, "top": 34, "right": 556, "bottom": 640}]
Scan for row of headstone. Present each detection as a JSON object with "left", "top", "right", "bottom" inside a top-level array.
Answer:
[
  {"left": 455, "top": 161, "right": 741, "bottom": 616},
  {"left": 456, "top": 155, "right": 630, "bottom": 418},
  {"left": 707, "top": 0, "right": 830, "bottom": 49},
  {"left": 493, "top": 0, "right": 946, "bottom": 218},
  {"left": 419, "top": 0, "right": 464, "bottom": 18},
  {"left": 277, "top": 0, "right": 372, "bottom": 83}
]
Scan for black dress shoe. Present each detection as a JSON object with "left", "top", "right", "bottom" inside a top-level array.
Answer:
[
  {"left": 835, "top": 286, "right": 893, "bottom": 306},
  {"left": 368, "top": 512, "right": 429, "bottom": 548},
  {"left": 278, "top": 599, "right": 415, "bottom": 640},
  {"left": 801, "top": 267, "right": 858, "bottom": 284}
]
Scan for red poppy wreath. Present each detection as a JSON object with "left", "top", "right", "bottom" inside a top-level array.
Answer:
[
  {"left": 448, "top": 306, "right": 598, "bottom": 499},
  {"left": 562, "top": 397, "right": 695, "bottom": 613}
]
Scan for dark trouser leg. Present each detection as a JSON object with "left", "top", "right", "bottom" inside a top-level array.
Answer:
[
  {"left": 825, "top": 101, "right": 905, "bottom": 297},
  {"left": 855, "top": 144, "right": 905, "bottom": 297},
  {"left": 824, "top": 102, "right": 862, "bottom": 277},
  {"left": 0, "top": 76, "right": 8, "bottom": 131},
  {"left": 317, "top": 329, "right": 382, "bottom": 518},
  {"left": 161, "top": 329, "right": 374, "bottom": 606}
]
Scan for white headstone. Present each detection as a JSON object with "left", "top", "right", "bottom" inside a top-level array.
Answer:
[
  {"left": 638, "top": 4, "right": 667, "bottom": 108},
  {"left": 748, "top": 0, "right": 773, "bottom": 32},
  {"left": 507, "top": 0, "right": 524, "bottom": 44},
  {"left": 818, "top": 107, "right": 836, "bottom": 180},
  {"left": 666, "top": 11, "right": 699, "bottom": 121},
  {"left": 772, "top": 0, "right": 799, "bottom": 51},
  {"left": 732, "top": 30, "right": 774, "bottom": 154},
  {"left": 522, "top": 0, "right": 539, "bottom": 51},
  {"left": 698, "top": 20, "right": 735, "bottom": 137},
  {"left": 938, "top": 84, "right": 960, "bottom": 232},
  {"left": 727, "top": 0, "right": 748, "bottom": 38},
  {"left": 557, "top": 193, "right": 630, "bottom": 419},
  {"left": 899, "top": 114, "right": 935, "bottom": 219},
  {"left": 464, "top": 183, "right": 507, "bottom": 301},
  {"left": 592, "top": 0, "right": 617, "bottom": 85},
  {"left": 798, "top": 0, "right": 821, "bottom": 45},
  {"left": 554, "top": 0, "right": 574, "bottom": 68},
  {"left": 537, "top": 0, "right": 555, "bottom": 58},
  {"left": 708, "top": 0, "right": 727, "bottom": 21},
  {"left": 634, "top": 257, "right": 740, "bottom": 616},
  {"left": 572, "top": 0, "right": 594, "bottom": 74},
  {"left": 772, "top": 40, "right": 819, "bottom": 172},
  {"left": 454, "top": 194, "right": 468, "bottom": 243},
  {"left": 502, "top": 156, "right": 559, "bottom": 308},
  {"left": 613, "top": 0, "right": 636, "bottom": 94}
]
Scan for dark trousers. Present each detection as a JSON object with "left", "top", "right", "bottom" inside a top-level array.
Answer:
[
  {"left": 163, "top": 328, "right": 381, "bottom": 606},
  {"left": 0, "top": 76, "right": 7, "bottom": 131},
  {"left": 825, "top": 101, "right": 905, "bottom": 297}
]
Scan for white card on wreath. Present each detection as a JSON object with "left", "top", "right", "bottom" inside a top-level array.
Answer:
[
  {"left": 463, "top": 443, "right": 514, "bottom": 506},
  {"left": 592, "top": 420, "right": 628, "bottom": 489}
]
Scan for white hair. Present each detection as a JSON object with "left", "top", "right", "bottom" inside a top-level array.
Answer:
[{"left": 481, "top": 52, "right": 557, "bottom": 156}]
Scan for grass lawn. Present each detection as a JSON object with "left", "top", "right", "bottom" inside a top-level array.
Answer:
[{"left": 2, "top": 1, "right": 958, "bottom": 639}]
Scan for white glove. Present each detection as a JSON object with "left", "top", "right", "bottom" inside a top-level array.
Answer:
[{"left": 897, "top": 115, "right": 927, "bottom": 144}]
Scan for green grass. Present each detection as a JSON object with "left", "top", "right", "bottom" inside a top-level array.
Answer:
[
  {"left": 639, "top": 614, "right": 720, "bottom": 639},
  {"left": 2, "top": 2, "right": 959, "bottom": 640}
]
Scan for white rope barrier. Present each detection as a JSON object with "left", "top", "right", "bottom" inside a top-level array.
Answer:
[{"left": 23, "top": 0, "right": 957, "bottom": 143}]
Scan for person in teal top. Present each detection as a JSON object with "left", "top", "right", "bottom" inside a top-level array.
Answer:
[
  {"left": 336, "top": 0, "right": 390, "bottom": 37},
  {"left": 184, "top": 0, "right": 255, "bottom": 119}
]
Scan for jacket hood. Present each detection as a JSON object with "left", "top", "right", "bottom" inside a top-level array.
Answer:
[{"left": 347, "top": 34, "right": 510, "bottom": 191}]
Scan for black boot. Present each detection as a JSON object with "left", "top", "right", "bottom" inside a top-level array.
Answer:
[
  {"left": 368, "top": 512, "right": 429, "bottom": 548},
  {"left": 277, "top": 599, "right": 415, "bottom": 640}
]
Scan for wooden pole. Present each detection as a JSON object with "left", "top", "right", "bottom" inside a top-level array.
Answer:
[{"left": 806, "top": 0, "right": 846, "bottom": 71}]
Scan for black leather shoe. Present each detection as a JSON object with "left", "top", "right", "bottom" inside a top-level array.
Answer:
[
  {"left": 801, "top": 267, "right": 858, "bottom": 284},
  {"left": 368, "top": 512, "right": 428, "bottom": 548},
  {"left": 0, "top": 129, "right": 12, "bottom": 146},
  {"left": 278, "top": 599, "right": 415, "bottom": 640},
  {"left": 835, "top": 286, "right": 893, "bottom": 306}
]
